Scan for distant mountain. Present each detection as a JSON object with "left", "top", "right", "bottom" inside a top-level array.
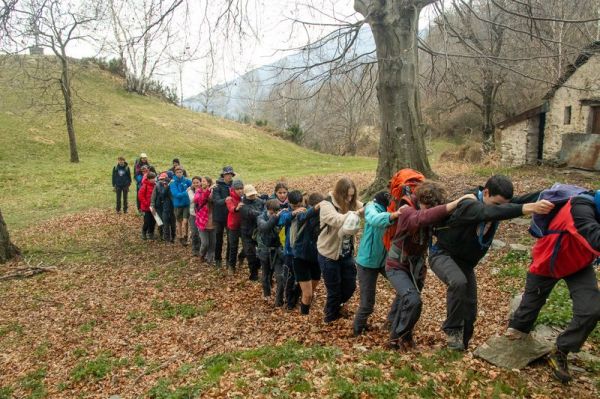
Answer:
[{"left": 183, "top": 27, "right": 376, "bottom": 118}]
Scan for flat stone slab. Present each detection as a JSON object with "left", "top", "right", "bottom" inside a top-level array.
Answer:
[
  {"left": 474, "top": 334, "right": 553, "bottom": 369},
  {"left": 509, "top": 218, "right": 531, "bottom": 226},
  {"left": 509, "top": 243, "right": 529, "bottom": 252},
  {"left": 491, "top": 239, "right": 506, "bottom": 249}
]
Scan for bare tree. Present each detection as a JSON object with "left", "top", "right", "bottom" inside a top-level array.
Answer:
[
  {"left": 2, "top": 0, "right": 104, "bottom": 163},
  {"left": 0, "top": 208, "right": 20, "bottom": 264}
]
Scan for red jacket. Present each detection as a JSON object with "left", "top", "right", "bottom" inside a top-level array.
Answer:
[
  {"left": 194, "top": 187, "right": 212, "bottom": 231},
  {"left": 225, "top": 188, "right": 242, "bottom": 230},
  {"left": 138, "top": 180, "right": 156, "bottom": 212},
  {"left": 529, "top": 199, "right": 600, "bottom": 278}
]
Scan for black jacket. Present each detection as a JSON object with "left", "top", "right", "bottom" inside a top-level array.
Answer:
[
  {"left": 257, "top": 210, "right": 282, "bottom": 249},
  {"left": 212, "top": 178, "right": 232, "bottom": 223},
  {"left": 240, "top": 197, "right": 265, "bottom": 237},
  {"left": 292, "top": 206, "right": 320, "bottom": 262},
  {"left": 112, "top": 163, "right": 132, "bottom": 187},
  {"left": 433, "top": 187, "right": 540, "bottom": 268},
  {"left": 571, "top": 194, "right": 600, "bottom": 251}
]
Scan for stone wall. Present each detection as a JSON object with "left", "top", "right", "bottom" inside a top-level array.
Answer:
[
  {"left": 543, "top": 55, "right": 600, "bottom": 161},
  {"left": 500, "top": 116, "right": 539, "bottom": 166}
]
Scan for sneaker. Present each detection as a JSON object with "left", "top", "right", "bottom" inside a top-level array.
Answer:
[
  {"left": 548, "top": 350, "right": 572, "bottom": 384},
  {"left": 446, "top": 329, "right": 465, "bottom": 351}
]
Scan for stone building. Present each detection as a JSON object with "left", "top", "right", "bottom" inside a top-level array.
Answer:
[{"left": 498, "top": 42, "right": 600, "bottom": 171}]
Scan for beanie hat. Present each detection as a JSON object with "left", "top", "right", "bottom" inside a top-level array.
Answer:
[{"left": 232, "top": 180, "right": 244, "bottom": 190}]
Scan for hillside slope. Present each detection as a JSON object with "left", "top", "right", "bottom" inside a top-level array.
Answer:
[{"left": 0, "top": 57, "right": 375, "bottom": 229}]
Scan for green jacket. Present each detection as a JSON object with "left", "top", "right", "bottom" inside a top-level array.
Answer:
[{"left": 355, "top": 202, "right": 393, "bottom": 268}]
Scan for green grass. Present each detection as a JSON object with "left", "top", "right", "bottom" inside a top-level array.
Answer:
[
  {"left": 71, "top": 352, "right": 114, "bottom": 382},
  {"left": 0, "top": 56, "right": 376, "bottom": 230},
  {"left": 151, "top": 299, "right": 215, "bottom": 319}
]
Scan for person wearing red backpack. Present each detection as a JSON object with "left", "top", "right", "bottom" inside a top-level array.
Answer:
[
  {"left": 386, "top": 182, "right": 476, "bottom": 351},
  {"left": 507, "top": 190, "right": 600, "bottom": 383},
  {"left": 429, "top": 175, "right": 554, "bottom": 351}
]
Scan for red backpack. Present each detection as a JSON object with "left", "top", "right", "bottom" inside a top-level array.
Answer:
[{"left": 382, "top": 169, "right": 425, "bottom": 250}]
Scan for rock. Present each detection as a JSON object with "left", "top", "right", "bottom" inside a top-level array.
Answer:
[
  {"left": 491, "top": 239, "right": 506, "bottom": 249},
  {"left": 508, "top": 293, "right": 523, "bottom": 320},
  {"left": 509, "top": 218, "right": 531, "bottom": 226},
  {"left": 531, "top": 325, "right": 562, "bottom": 343},
  {"left": 509, "top": 243, "right": 529, "bottom": 252},
  {"left": 474, "top": 334, "right": 553, "bottom": 369}
]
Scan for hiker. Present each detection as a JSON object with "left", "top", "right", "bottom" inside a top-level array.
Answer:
[
  {"left": 225, "top": 180, "right": 245, "bottom": 273},
  {"left": 188, "top": 176, "right": 202, "bottom": 256},
  {"left": 169, "top": 166, "right": 192, "bottom": 246},
  {"left": 112, "top": 156, "right": 132, "bottom": 214},
  {"left": 138, "top": 171, "right": 157, "bottom": 240},
  {"left": 195, "top": 176, "right": 216, "bottom": 263},
  {"left": 212, "top": 166, "right": 235, "bottom": 268},
  {"left": 317, "top": 177, "right": 364, "bottom": 323},
  {"left": 506, "top": 187, "right": 600, "bottom": 383},
  {"left": 386, "top": 183, "right": 476, "bottom": 350},
  {"left": 429, "top": 175, "right": 554, "bottom": 351},
  {"left": 272, "top": 182, "right": 290, "bottom": 209},
  {"left": 170, "top": 158, "right": 188, "bottom": 177},
  {"left": 277, "top": 190, "right": 305, "bottom": 309},
  {"left": 151, "top": 172, "right": 167, "bottom": 240},
  {"left": 134, "top": 153, "right": 152, "bottom": 212},
  {"left": 257, "top": 199, "right": 285, "bottom": 302},
  {"left": 353, "top": 191, "right": 401, "bottom": 336},
  {"left": 240, "top": 184, "right": 264, "bottom": 281},
  {"left": 292, "top": 192, "right": 325, "bottom": 315}
]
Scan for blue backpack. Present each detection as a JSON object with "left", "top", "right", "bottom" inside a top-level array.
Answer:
[{"left": 529, "top": 183, "right": 600, "bottom": 238}]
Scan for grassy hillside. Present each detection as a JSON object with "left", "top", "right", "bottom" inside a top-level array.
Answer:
[{"left": 0, "top": 57, "right": 375, "bottom": 229}]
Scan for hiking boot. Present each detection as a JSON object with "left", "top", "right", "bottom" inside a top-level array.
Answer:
[
  {"left": 141, "top": 232, "right": 147, "bottom": 240},
  {"left": 300, "top": 303, "right": 310, "bottom": 315},
  {"left": 386, "top": 339, "right": 400, "bottom": 350},
  {"left": 148, "top": 233, "right": 156, "bottom": 240},
  {"left": 548, "top": 350, "right": 572, "bottom": 384},
  {"left": 399, "top": 337, "right": 416, "bottom": 352},
  {"left": 446, "top": 329, "right": 465, "bottom": 351},
  {"left": 215, "top": 260, "right": 222, "bottom": 268},
  {"left": 505, "top": 327, "right": 528, "bottom": 340},
  {"left": 180, "top": 238, "right": 188, "bottom": 246},
  {"left": 249, "top": 273, "right": 259, "bottom": 281}
]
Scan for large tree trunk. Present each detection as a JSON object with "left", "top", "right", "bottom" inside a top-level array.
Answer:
[
  {"left": 59, "top": 56, "right": 80, "bottom": 163},
  {"left": 481, "top": 76, "right": 496, "bottom": 153},
  {"left": 355, "top": 0, "right": 434, "bottom": 197},
  {"left": 0, "top": 208, "right": 20, "bottom": 264}
]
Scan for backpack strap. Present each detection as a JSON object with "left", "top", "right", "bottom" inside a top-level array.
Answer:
[{"left": 476, "top": 190, "right": 499, "bottom": 249}]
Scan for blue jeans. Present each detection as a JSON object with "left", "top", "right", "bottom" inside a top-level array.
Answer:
[{"left": 318, "top": 254, "right": 357, "bottom": 323}]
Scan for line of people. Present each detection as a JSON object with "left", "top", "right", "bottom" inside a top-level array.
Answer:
[{"left": 113, "top": 155, "right": 600, "bottom": 384}]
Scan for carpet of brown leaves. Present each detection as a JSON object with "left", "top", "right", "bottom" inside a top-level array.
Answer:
[{"left": 1, "top": 168, "right": 598, "bottom": 398}]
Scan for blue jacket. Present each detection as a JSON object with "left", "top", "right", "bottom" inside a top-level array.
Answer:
[
  {"left": 169, "top": 176, "right": 192, "bottom": 208},
  {"left": 292, "top": 206, "right": 320, "bottom": 262},
  {"left": 355, "top": 202, "right": 394, "bottom": 269}
]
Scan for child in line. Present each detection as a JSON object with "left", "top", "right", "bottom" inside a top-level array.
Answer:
[
  {"left": 170, "top": 166, "right": 192, "bottom": 246},
  {"left": 317, "top": 177, "right": 364, "bottom": 323},
  {"left": 112, "top": 156, "right": 132, "bottom": 213},
  {"left": 152, "top": 172, "right": 175, "bottom": 243},
  {"left": 257, "top": 199, "right": 284, "bottom": 302},
  {"left": 277, "top": 190, "right": 305, "bottom": 309},
  {"left": 138, "top": 172, "right": 157, "bottom": 240},
  {"left": 240, "top": 184, "right": 265, "bottom": 281},
  {"left": 195, "top": 176, "right": 216, "bottom": 263},
  {"left": 292, "top": 192, "right": 325, "bottom": 315},
  {"left": 188, "top": 176, "right": 202, "bottom": 256},
  {"left": 225, "top": 180, "right": 245, "bottom": 273}
]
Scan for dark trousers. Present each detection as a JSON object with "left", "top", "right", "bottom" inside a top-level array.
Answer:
[
  {"left": 430, "top": 250, "right": 477, "bottom": 348},
  {"left": 136, "top": 182, "right": 141, "bottom": 211},
  {"left": 509, "top": 265, "right": 600, "bottom": 353},
  {"left": 242, "top": 234, "right": 260, "bottom": 278},
  {"left": 115, "top": 186, "right": 129, "bottom": 212},
  {"left": 189, "top": 215, "right": 200, "bottom": 254},
  {"left": 260, "top": 248, "right": 282, "bottom": 297},
  {"left": 142, "top": 211, "right": 156, "bottom": 236},
  {"left": 387, "top": 268, "right": 424, "bottom": 342},
  {"left": 274, "top": 255, "right": 300, "bottom": 308},
  {"left": 353, "top": 264, "right": 387, "bottom": 335},
  {"left": 162, "top": 209, "right": 176, "bottom": 242},
  {"left": 214, "top": 221, "right": 227, "bottom": 262},
  {"left": 227, "top": 229, "right": 241, "bottom": 268},
  {"left": 318, "top": 254, "right": 357, "bottom": 323}
]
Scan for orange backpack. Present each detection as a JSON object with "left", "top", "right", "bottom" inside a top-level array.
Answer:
[{"left": 382, "top": 169, "right": 425, "bottom": 250}]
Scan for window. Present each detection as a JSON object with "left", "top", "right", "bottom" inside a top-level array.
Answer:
[
  {"left": 564, "top": 106, "right": 572, "bottom": 125},
  {"left": 591, "top": 107, "right": 600, "bottom": 134}
]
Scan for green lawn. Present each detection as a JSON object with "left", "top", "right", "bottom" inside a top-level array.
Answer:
[{"left": 0, "top": 56, "right": 375, "bottom": 229}]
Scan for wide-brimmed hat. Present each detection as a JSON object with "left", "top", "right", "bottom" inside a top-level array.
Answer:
[
  {"left": 220, "top": 166, "right": 236, "bottom": 177},
  {"left": 140, "top": 153, "right": 148, "bottom": 158},
  {"left": 244, "top": 184, "right": 258, "bottom": 197}
]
